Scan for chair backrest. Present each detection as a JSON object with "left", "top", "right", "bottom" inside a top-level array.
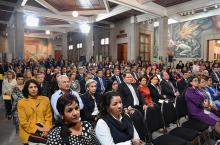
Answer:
[
  {"left": 145, "top": 104, "right": 164, "bottom": 133},
  {"left": 162, "top": 101, "right": 177, "bottom": 126},
  {"left": 175, "top": 95, "right": 188, "bottom": 120}
]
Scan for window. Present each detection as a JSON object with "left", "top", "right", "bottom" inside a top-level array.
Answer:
[
  {"left": 100, "top": 38, "right": 109, "bottom": 45},
  {"left": 77, "top": 43, "right": 82, "bottom": 49},
  {"left": 139, "top": 33, "right": 151, "bottom": 61},
  {"left": 99, "top": 37, "right": 110, "bottom": 59},
  {"left": 68, "top": 45, "right": 73, "bottom": 50}
]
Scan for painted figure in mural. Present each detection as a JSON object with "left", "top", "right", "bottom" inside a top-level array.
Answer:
[{"left": 212, "top": 15, "right": 220, "bottom": 32}]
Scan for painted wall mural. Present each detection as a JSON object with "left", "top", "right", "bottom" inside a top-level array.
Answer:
[{"left": 154, "top": 15, "right": 220, "bottom": 58}]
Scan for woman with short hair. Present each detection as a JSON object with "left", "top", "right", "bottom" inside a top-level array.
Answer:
[
  {"left": 2, "top": 70, "right": 17, "bottom": 119},
  {"left": 17, "top": 79, "right": 52, "bottom": 145},
  {"left": 80, "top": 79, "right": 101, "bottom": 124},
  {"left": 47, "top": 93, "right": 100, "bottom": 145}
]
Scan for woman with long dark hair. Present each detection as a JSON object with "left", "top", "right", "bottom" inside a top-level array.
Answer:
[{"left": 47, "top": 93, "right": 100, "bottom": 145}]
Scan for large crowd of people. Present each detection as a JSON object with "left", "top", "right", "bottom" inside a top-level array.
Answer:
[{"left": 1, "top": 57, "right": 220, "bottom": 145}]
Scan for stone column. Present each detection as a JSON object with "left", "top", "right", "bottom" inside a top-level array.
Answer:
[
  {"left": 85, "top": 25, "right": 93, "bottom": 62},
  {"left": 158, "top": 16, "right": 168, "bottom": 62},
  {"left": 129, "top": 16, "right": 138, "bottom": 61},
  {"left": 62, "top": 33, "right": 68, "bottom": 60},
  {"left": 14, "top": 12, "right": 24, "bottom": 59}
]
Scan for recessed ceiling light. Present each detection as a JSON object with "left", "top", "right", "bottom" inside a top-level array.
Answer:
[
  {"left": 72, "top": 11, "right": 79, "bottom": 17},
  {"left": 45, "top": 30, "right": 50, "bottom": 35}
]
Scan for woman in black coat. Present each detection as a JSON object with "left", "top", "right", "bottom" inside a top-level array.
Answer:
[{"left": 81, "top": 79, "right": 101, "bottom": 124}]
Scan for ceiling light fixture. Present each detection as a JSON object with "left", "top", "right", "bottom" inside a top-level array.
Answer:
[
  {"left": 72, "top": 11, "right": 79, "bottom": 17},
  {"left": 80, "top": 23, "right": 90, "bottom": 33},
  {"left": 203, "top": 8, "right": 207, "bottom": 12},
  {"left": 26, "top": 16, "right": 39, "bottom": 27},
  {"left": 214, "top": 5, "right": 218, "bottom": 9},
  {"left": 45, "top": 30, "right": 50, "bottom": 35}
]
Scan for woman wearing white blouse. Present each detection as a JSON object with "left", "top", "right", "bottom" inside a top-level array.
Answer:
[{"left": 95, "top": 91, "right": 141, "bottom": 145}]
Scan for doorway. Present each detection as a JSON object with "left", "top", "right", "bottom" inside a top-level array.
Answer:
[
  {"left": 54, "top": 50, "right": 62, "bottom": 60},
  {"left": 117, "top": 43, "right": 128, "bottom": 63},
  {"left": 207, "top": 40, "right": 220, "bottom": 61}
]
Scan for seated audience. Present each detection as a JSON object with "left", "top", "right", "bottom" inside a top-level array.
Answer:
[
  {"left": 47, "top": 93, "right": 100, "bottom": 145},
  {"left": 2, "top": 70, "right": 17, "bottom": 119},
  {"left": 17, "top": 79, "right": 52, "bottom": 145},
  {"left": 138, "top": 77, "right": 153, "bottom": 106},
  {"left": 105, "top": 80, "right": 119, "bottom": 92},
  {"left": 69, "top": 72, "right": 80, "bottom": 93},
  {"left": 51, "top": 75, "right": 83, "bottom": 121},
  {"left": 177, "top": 71, "right": 189, "bottom": 95},
  {"left": 81, "top": 79, "right": 101, "bottom": 124},
  {"left": 185, "top": 76, "right": 220, "bottom": 135},
  {"left": 148, "top": 75, "right": 163, "bottom": 104},
  {"left": 95, "top": 91, "right": 141, "bottom": 145},
  {"left": 160, "top": 71, "right": 180, "bottom": 102},
  {"left": 11, "top": 73, "right": 25, "bottom": 132},
  {"left": 207, "top": 77, "right": 220, "bottom": 110}
]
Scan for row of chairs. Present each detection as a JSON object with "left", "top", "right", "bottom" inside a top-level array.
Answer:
[{"left": 144, "top": 96, "right": 210, "bottom": 145}]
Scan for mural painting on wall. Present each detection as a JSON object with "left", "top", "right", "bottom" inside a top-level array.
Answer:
[
  {"left": 154, "top": 15, "right": 220, "bottom": 58},
  {"left": 24, "top": 38, "right": 48, "bottom": 60}
]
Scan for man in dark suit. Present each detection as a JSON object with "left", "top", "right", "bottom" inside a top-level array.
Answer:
[
  {"left": 177, "top": 71, "right": 189, "bottom": 95},
  {"left": 118, "top": 72, "right": 147, "bottom": 110},
  {"left": 118, "top": 72, "right": 148, "bottom": 141},
  {"left": 131, "top": 65, "right": 140, "bottom": 82},
  {"left": 160, "top": 71, "right": 180, "bottom": 102},
  {"left": 93, "top": 69, "right": 107, "bottom": 94},
  {"left": 110, "top": 68, "right": 123, "bottom": 84},
  {"left": 79, "top": 73, "right": 93, "bottom": 94},
  {"left": 211, "top": 65, "right": 220, "bottom": 84},
  {"left": 76, "top": 66, "right": 85, "bottom": 81},
  {"left": 36, "top": 73, "right": 51, "bottom": 98},
  {"left": 176, "top": 60, "right": 184, "bottom": 70}
]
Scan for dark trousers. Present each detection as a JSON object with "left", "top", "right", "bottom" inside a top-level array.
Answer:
[
  {"left": 4, "top": 100, "right": 12, "bottom": 116},
  {"left": 128, "top": 109, "right": 148, "bottom": 141}
]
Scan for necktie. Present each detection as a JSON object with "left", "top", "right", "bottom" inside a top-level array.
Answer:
[
  {"left": 116, "top": 76, "right": 121, "bottom": 84},
  {"left": 100, "top": 78, "right": 105, "bottom": 92},
  {"left": 168, "top": 81, "right": 176, "bottom": 93}
]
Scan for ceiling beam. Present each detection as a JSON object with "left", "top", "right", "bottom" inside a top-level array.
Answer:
[
  {"left": 21, "top": 0, "right": 28, "bottom": 6},
  {"left": 95, "top": 5, "right": 131, "bottom": 22},
  {"left": 107, "top": 0, "right": 167, "bottom": 17},
  {"left": 40, "top": 24, "right": 75, "bottom": 28},
  {"left": 0, "top": 1, "right": 17, "bottom": 7},
  {"left": 136, "top": 0, "right": 154, "bottom": 4},
  {"left": 24, "top": 33, "right": 51, "bottom": 39},
  {"left": 34, "top": 0, "right": 60, "bottom": 14},
  {"left": 0, "top": 20, "right": 8, "bottom": 24},
  {"left": 17, "top": 6, "right": 92, "bottom": 23},
  {"left": 103, "top": 0, "right": 110, "bottom": 13},
  {"left": 25, "top": 25, "right": 66, "bottom": 33},
  {"left": 167, "top": 0, "right": 220, "bottom": 15},
  {"left": 60, "top": 9, "right": 107, "bottom": 16},
  {"left": 170, "top": 8, "right": 220, "bottom": 23}
]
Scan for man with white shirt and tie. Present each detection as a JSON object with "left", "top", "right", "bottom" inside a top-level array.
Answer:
[
  {"left": 110, "top": 68, "right": 123, "bottom": 84},
  {"left": 93, "top": 69, "right": 107, "bottom": 94},
  {"left": 51, "top": 75, "right": 84, "bottom": 120}
]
